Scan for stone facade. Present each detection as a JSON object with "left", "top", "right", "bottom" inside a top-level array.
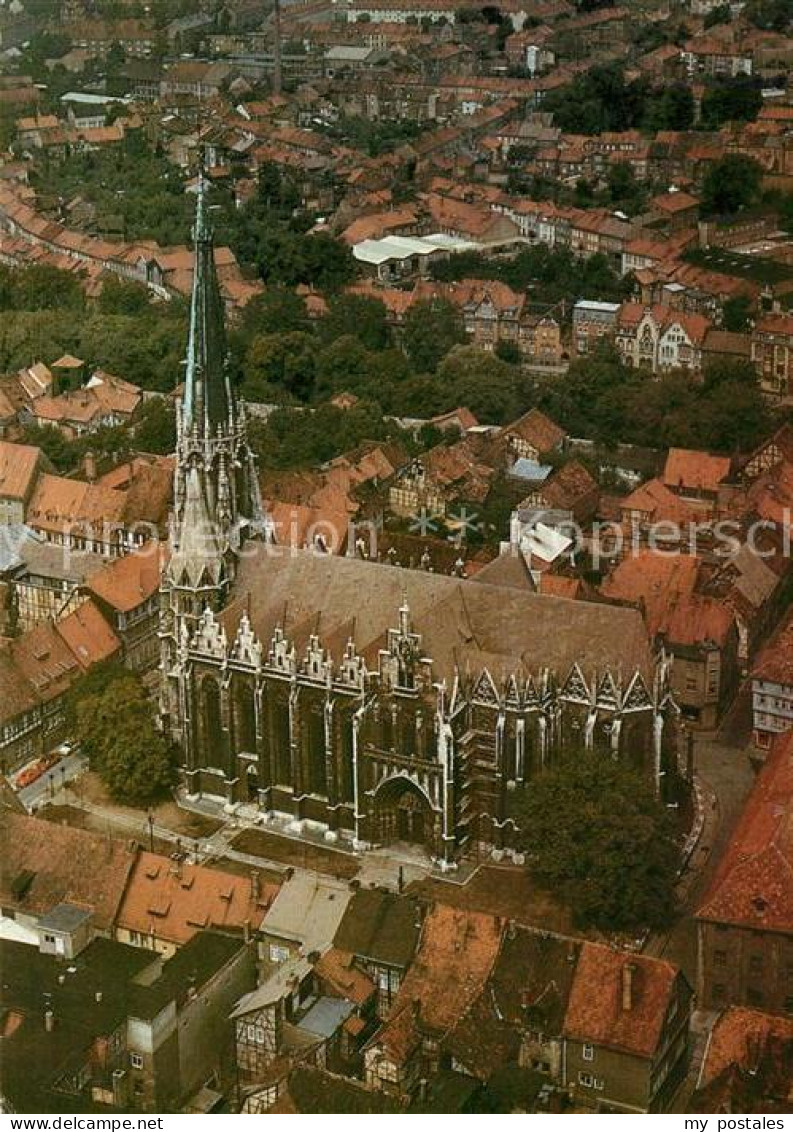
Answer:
[{"left": 160, "top": 187, "right": 680, "bottom": 869}]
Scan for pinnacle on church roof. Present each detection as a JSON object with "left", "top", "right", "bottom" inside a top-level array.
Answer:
[{"left": 182, "top": 176, "right": 235, "bottom": 436}]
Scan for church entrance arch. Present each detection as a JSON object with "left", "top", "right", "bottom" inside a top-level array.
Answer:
[{"left": 372, "top": 775, "right": 434, "bottom": 848}]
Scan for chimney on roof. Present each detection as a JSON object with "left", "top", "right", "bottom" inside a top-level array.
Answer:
[
  {"left": 95, "top": 990, "right": 103, "bottom": 1004},
  {"left": 251, "top": 870, "right": 260, "bottom": 903},
  {"left": 622, "top": 962, "right": 636, "bottom": 1012},
  {"left": 83, "top": 450, "right": 96, "bottom": 482},
  {"left": 44, "top": 1009, "right": 55, "bottom": 1033}
]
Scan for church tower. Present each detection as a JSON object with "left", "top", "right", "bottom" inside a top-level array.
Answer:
[{"left": 160, "top": 177, "right": 262, "bottom": 739}]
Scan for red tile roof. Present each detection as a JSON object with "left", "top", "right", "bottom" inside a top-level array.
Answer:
[
  {"left": 699, "top": 1007, "right": 793, "bottom": 1091},
  {"left": 698, "top": 730, "right": 793, "bottom": 933},
  {"left": 752, "top": 609, "right": 793, "bottom": 689},
  {"left": 0, "top": 811, "right": 136, "bottom": 932},
  {"left": 390, "top": 903, "right": 502, "bottom": 1037},
  {"left": 503, "top": 407, "right": 567, "bottom": 452},
  {"left": 55, "top": 599, "right": 120, "bottom": 667},
  {"left": 564, "top": 942, "right": 680, "bottom": 1059},
  {"left": 0, "top": 440, "right": 42, "bottom": 502},
  {"left": 601, "top": 551, "right": 734, "bottom": 647},
  {"left": 664, "top": 448, "right": 732, "bottom": 493},
  {"left": 116, "top": 850, "right": 280, "bottom": 947},
  {"left": 86, "top": 544, "right": 164, "bottom": 613}
]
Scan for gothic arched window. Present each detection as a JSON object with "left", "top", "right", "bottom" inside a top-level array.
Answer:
[
  {"left": 273, "top": 698, "right": 291, "bottom": 786},
  {"left": 306, "top": 708, "right": 326, "bottom": 796},
  {"left": 201, "top": 677, "right": 223, "bottom": 758},
  {"left": 234, "top": 683, "right": 257, "bottom": 754}
]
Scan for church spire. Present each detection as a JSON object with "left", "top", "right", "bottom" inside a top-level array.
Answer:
[{"left": 182, "top": 176, "right": 234, "bottom": 435}]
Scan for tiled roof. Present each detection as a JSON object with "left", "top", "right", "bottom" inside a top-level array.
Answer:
[
  {"left": 333, "top": 889, "right": 422, "bottom": 969},
  {"left": 85, "top": 544, "right": 163, "bottom": 613},
  {"left": 116, "top": 850, "right": 280, "bottom": 946},
  {"left": 389, "top": 903, "right": 502, "bottom": 1037},
  {"left": 621, "top": 476, "right": 706, "bottom": 525},
  {"left": 55, "top": 599, "right": 120, "bottom": 667},
  {"left": 601, "top": 551, "right": 734, "bottom": 647},
  {"left": 697, "top": 730, "right": 793, "bottom": 933},
  {"left": 664, "top": 448, "right": 731, "bottom": 493},
  {"left": 0, "top": 811, "right": 136, "bottom": 931},
  {"left": 563, "top": 942, "right": 680, "bottom": 1059},
  {"left": 26, "top": 473, "right": 126, "bottom": 537},
  {"left": 503, "top": 407, "right": 567, "bottom": 452},
  {"left": 314, "top": 948, "right": 375, "bottom": 1006},
  {"left": 752, "top": 610, "right": 793, "bottom": 689},
  {"left": 699, "top": 1007, "right": 793, "bottom": 1093},
  {"left": 540, "top": 460, "right": 598, "bottom": 509},
  {"left": 0, "top": 440, "right": 42, "bottom": 502}
]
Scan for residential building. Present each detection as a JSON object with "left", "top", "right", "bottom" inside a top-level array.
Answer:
[
  {"left": 601, "top": 552, "right": 739, "bottom": 729},
  {"left": 572, "top": 300, "right": 621, "bottom": 356},
  {"left": 1, "top": 530, "right": 106, "bottom": 629},
  {"left": 363, "top": 905, "right": 502, "bottom": 1098},
  {"left": 333, "top": 889, "right": 423, "bottom": 1017},
  {"left": 0, "top": 440, "right": 47, "bottom": 525},
  {"left": 562, "top": 943, "right": 692, "bottom": 1113},
  {"left": 0, "top": 600, "right": 120, "bottom": 772},
  {"left": 751, "top": 314, "right": 793, "bottom": 398},
  {"left": 114, "top": 850, "right": 280, "bottom": 958},
  {"left": 696, "top": 728, "right": 793, "bottom": 1014},
  {"left": 0, "top": 930, "right": 257, "bottom": 1113},
  {"left": 0, "top": 811, "right": 136, "bottom": 944},
  {"left": 501, "top": 408, "right": 567, "bottom": 462},
  {"left": 86, "top": 545, "right": 165, "bottom": 673},
  {"left": 690, "top": 1007, "right": 793, "bottom": 1112},
  {"left": 615, "top": 304, "right": 711, "bottom": 374},
  {"left": 750, "top": 610, "right": 793, "bottom": 753},
  {"left": 260, "top": 874, "right": 353, "bottom": 966}
]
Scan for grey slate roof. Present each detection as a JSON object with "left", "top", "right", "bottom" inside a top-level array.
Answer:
[{"left": 225, "top": 546, "right": 655, "bottom": 683}]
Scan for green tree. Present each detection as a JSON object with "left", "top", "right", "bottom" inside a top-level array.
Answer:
[
  {"left": 704, "top": 2, "right": 731, "bottom": 25},
  {"left": 402, "top": 297, "right": 467, "bottom": 372},
  {"left": 436, "top": 346, "right": 527, "bottom": 424},
  {"left": 97, "top": 276, "right": 151, "bottom": 316},
  {"left": 19, "top": 423, "right": 81, "bottom": 473},
  {"left": 700, "top": 154, "right": 763, "bottom": 217},
  {"left": 509, "top": 749, "right": 681, "bottom": 933},
  {"left": 16, "top": 264, "right": 85, "bottom": 311},
  {"left": 243, "top": 331, "right": 317, "bottom": 401},
  {"left": 700, "top": 76, "right": 763, "bottom": 128},
  {"left": 321, "top": 293, "right": 391, "bottom": 351},
  {"left": 314, "top": 334, "right": 374, "bottom": 398},
  {"left": 73, "top": 671, "right": 174, "bottom": 806},
  {"left": 132, "top": 397, "right": 177, "bottom": 454},
  {"left": 721, "top": 294, "right": 753, "bottom": 332},
  {"left": 239, "top": 287, "right": 310, "bottom": 338}
]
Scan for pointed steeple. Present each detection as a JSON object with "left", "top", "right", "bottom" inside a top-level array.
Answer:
[
  {"left": 182, "top": 176, "right": 234, "bottom": 435},
  {"left": 169, "top": 466, "right": 226, "bottom": 590}
]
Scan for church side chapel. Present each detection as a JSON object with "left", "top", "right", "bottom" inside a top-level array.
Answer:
[{"left": 160, "top": 184, "right": 681, "bottom": 869}]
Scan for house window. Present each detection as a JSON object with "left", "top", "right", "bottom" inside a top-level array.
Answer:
[
  {"left": 130, "top": 1052, "right": 143, "bottom": 1070},
  {"left": 269, "top": 943, "right": 290, "bottom": 964},
  {"left": 749, "top": 955, "right": 764, "bottom": 977},
  {"left": 578, "top": 1072, "right": 594, "bottom": 1088},
  {"left": 582, "top": 1044, "right": 594, "bottom": 1061},
  {"left": 713, "top": 949, "right": 727, "bottom": 967}
]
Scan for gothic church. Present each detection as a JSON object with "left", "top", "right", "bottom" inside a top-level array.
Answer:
[{"left": 160, "top": 187, "right": 679, "bottom": 868}]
